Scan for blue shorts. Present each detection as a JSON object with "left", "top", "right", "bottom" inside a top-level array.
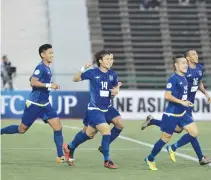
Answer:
[
  {"left": 186, "top": 107, "right": 193, "bottom": 117},
  {"left": 83, "top": 106, "right": 120, "bottom": 126},
  {"left": 22, "top": 103, "right": 58, "bottom": 127},
  {"left": 85, "top": 110, "right": 106, "bottom": 127},
  {"left": 160, "top": 113, "right": 193, "bottom": 135}
]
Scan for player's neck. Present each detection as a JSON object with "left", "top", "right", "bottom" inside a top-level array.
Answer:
[
  {"left": 42, "top": 60, "right": 50, "bottom": 66},
  {"left": 175, "top": 71, "right": 185, "bottom": 76},
  {"left": 188, "top": 61, "right": 196, "bottom": 69},
  {"left": 99, "top": 66, "right": 108, "bottom": 73}
]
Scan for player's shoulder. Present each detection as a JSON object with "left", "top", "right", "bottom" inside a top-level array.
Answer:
[
  {"left": 35, "top": 62, "right": 45, "bottom": 70},
  {"left": 168, "top": 73, "right": 177, "bottom": 81},
  {"left": 197, "top": 63, "right": 204, "bottom": 71},
  {"left": 108, "top": 69, "right": 117, "bottom": 75}
]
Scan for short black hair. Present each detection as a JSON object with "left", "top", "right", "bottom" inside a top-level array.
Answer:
[
  {"left": 2, "top": 55, "right": 7, "bottom": 59},
  {"left": 184, "top": 49, "right": 196, "bottom": 58},
  {"left": 94, "top": 50, "right": 111, "bottom": 67},
  {"left": 172, "top": 55, "right": 186, "bottom": 70},
  {"left": 39, "top": 44, "right": 52, "bottom": 58}
]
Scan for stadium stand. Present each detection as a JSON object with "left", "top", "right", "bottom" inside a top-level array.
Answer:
[{"left": 87, "top": 0, "right": 211, "bottom": 89}]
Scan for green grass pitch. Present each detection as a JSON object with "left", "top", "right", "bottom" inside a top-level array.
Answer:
[{"left": 1, "top": 120, "right": 211, "bottom": 180}]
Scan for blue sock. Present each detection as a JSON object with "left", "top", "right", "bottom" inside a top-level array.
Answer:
[
  {"left": 54, "top": 130, "right": 64, "bottom": 157},
  {"left": 171, "top": 133, "right": 194, "bottom": 151},
  {"left": 101, "top": 135, "right": 111, "bottom": 161},
  {"left": 68, "top": 131, "right": 91, "bottom": 152},
  {"left": 150, "top": 119, "right": 161, "bottom": 127},
  {"left": 191, "top": 138, "right": 203, "bottom": 161},
  {"left": 1, "top": 125, "right": 19, "bottom": 135},
  {"left": 148, "top": 139, "right": 166, "bottom": 162},
  {"left": 110, "top": 126, "right": 122, "bottom": 143}
]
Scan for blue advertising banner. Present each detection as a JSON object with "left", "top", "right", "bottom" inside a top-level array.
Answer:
[{"left": 1, "top": 91, "right": 90, "bottom": 119}]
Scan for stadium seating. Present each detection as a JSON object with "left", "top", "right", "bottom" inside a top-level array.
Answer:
[{"left": 87, "top": 0, "right": 211, "bottom": 89}]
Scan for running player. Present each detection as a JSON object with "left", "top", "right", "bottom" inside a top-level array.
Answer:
[
  {"left": 145, "top": 55, "right": 194, "bottom": 170},
  {"left": 63, "top": 50, "right": 120, "bottom": 169},
  {"left": 1, "top": 44, "right": 64, "bottom": 164},
  {"left": 142, "top": 50, "right": 211, "bottom": 165}
]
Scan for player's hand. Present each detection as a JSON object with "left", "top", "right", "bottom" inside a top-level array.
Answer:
[
  {"left": 51, "top": 83, "right": 60, "bottom": 90},
  {"left": 180, "top": 100, "right": 193, "bottom": 107},
  {"left": 206, "top": 95, "right": 211, "bottom": 103},
  {"left": 84, "top": 63, "right": 92, "bottom": 70}
]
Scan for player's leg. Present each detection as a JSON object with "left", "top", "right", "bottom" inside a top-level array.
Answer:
[
  {"left": 141, "top": 115, "right": 161, "bottom": 130},
  {"left": 42, "top": 104, "right": 64, "bottom": 164},
  {"left": 169, "top": 116, "right": 211, "bottom": 165},
  {"left": 145, "top": 114, "right": 178, "bottom": 170},
  {"left": 106, "top": 107, "right": 123, "bottom": 144},
  {"left": 89, "top": 110, "right": 117, "bottom": 169},
  {"left": 141, "top": 115, "right": 184, "bottom": 133},
  {"left": 62, "top": 111, "right": 95, "bottom": 166},
  {"left": 1, "top": 103, "right": 41, "bottom": 135}
]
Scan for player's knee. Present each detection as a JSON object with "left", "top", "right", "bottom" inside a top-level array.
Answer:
[
  {"left": 189, "top": 130, "right": 199, "bottom": 137},
  {"left": 161, "top": 133, "right": 172, "bottom": 143},
  {"left": 18, "top": 126, "right": 28, "bottom": 134},
  {"left": 114, "top": 122, "right": 124, "bottom": 130},
  {"left": 82, "top": 126, "right": 87, "bottom": 133},
  {"left": 174, "top": 129, "right": 183, "bottom": 134},
  {"left": 48, "top": 118, "right": 62, "bottom": 131},
  {"left": 112, "top": 117, "right": 124, "bottom": 130}
]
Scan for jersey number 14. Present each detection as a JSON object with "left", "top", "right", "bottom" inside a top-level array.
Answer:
[{"left": 101, "top": 81, "right": 108, "bottom": 90}]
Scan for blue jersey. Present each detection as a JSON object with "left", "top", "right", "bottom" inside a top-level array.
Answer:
[
  {"left": 28, "top": 62, "right": 52, "bottom": 104},
  {"left": 81, "top": 67, "right": 118, "bottom": 110},
  {"left": 165, "top": 73, "right": 188, "bottom": 115},
  {"left": 185, "top": 63, "right": 204, "bottom": 104}
]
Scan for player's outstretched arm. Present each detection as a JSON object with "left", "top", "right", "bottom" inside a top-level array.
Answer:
[
  {"left": 30, "top": 77, "right": 60, "bottom": 90},
  {"left": 164, "top": 91, "right": 193, "bottom": 107},
  {"left": 199, "top": 81, "right": 211, "bottom": 103},
  {"left": 72, "top": 63, "right": 92, "bottom": 82}
]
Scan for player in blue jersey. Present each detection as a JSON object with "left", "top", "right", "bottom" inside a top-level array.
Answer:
[
  {"left": 1, "top": 44, "right": 65, "bottom": 164},
  {"left": 63, "top": 50, "right": 121, "bottom": 169},
  {"left": 142, "top": 50, "right": 211, "bottom": 165},
  {"left": 83, "top": 53, "right": 124, "bottom": 154},
  {"left": 145, "top": 55, "right": 195, "bottom": 170}
]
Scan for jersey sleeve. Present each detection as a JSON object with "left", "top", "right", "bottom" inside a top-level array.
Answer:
[
  {"left": 31, "top": 65, "right": 44, "bottom": 80},
  {"left": 112, "top": 72, "right": 118, "bottom": 87},
  {"left": 165, "top": 76, "right": 176, "bottom": 92},
  {"left": 81, "top": 69, "right": 93, "bottom": 80}
]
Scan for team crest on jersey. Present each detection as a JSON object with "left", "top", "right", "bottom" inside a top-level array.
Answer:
[
  {"left": 109, "top": 75, "right": 113, "bottom": 81},
  {"left": 34, "top": 70, "right": 40, "bottom": 75},
  {"left": 198, "top": 71, "right": 202, "bottom": 76},
  {"left": 166, "top": 83, "right": 172, "bottom": 89}
]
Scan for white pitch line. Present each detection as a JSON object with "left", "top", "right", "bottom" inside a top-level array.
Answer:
[{"left": 35, "top": 122, "right": 211, "bottom": 166}]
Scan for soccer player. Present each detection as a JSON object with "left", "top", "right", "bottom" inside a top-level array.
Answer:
[
  {"left": 63, "top": 50, "right": 121, "bottom": 169},
  {"left": 145, "top": 55, "right": 194, "bottom": 170},
  {"left": 83, "top": 53, "right": 124, "bottom": 153},
  {"left": 141, "top": 50, "right": 211, "bottom": 165},
  {"left": 1, "top": 44, "right": 65, "bottom": 164}
]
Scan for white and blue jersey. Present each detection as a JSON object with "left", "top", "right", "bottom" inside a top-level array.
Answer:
[
  {"left": 81, "top": 67, "right": 118, "bottom": 127},
  {"left": 21, "top": 61, "right": 57, "bottom": 127},
  {"left": 164, "top": 73, "right": 188, "bottom": 116},
  {"left": 81, "top": 67, "right": 118, "bottom": 111},
  {"left": 28, "top": 62, "right": 52, "bottom": 105},
  {"left": 161, "top": 72, "right": 191, "bottom": 134},
  {"left": 185, "top": 63, "right": 204, "bottom": 116}
]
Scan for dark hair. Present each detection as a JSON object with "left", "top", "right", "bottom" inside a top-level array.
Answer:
[
  {"left": 39, "top": 44, "right": 52, "bottom": 58},
  {"left": 2, "top": 55, "right": 7, "bottom": 60},
  {"left": 172, "top": 55, "right": 185, "bottom": 71},
  {"left": 94, "top": 50, "right": 111, "bottom": 67},
  {"left": 184, "top": 49, "right": 196, "bottom": 58}
]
